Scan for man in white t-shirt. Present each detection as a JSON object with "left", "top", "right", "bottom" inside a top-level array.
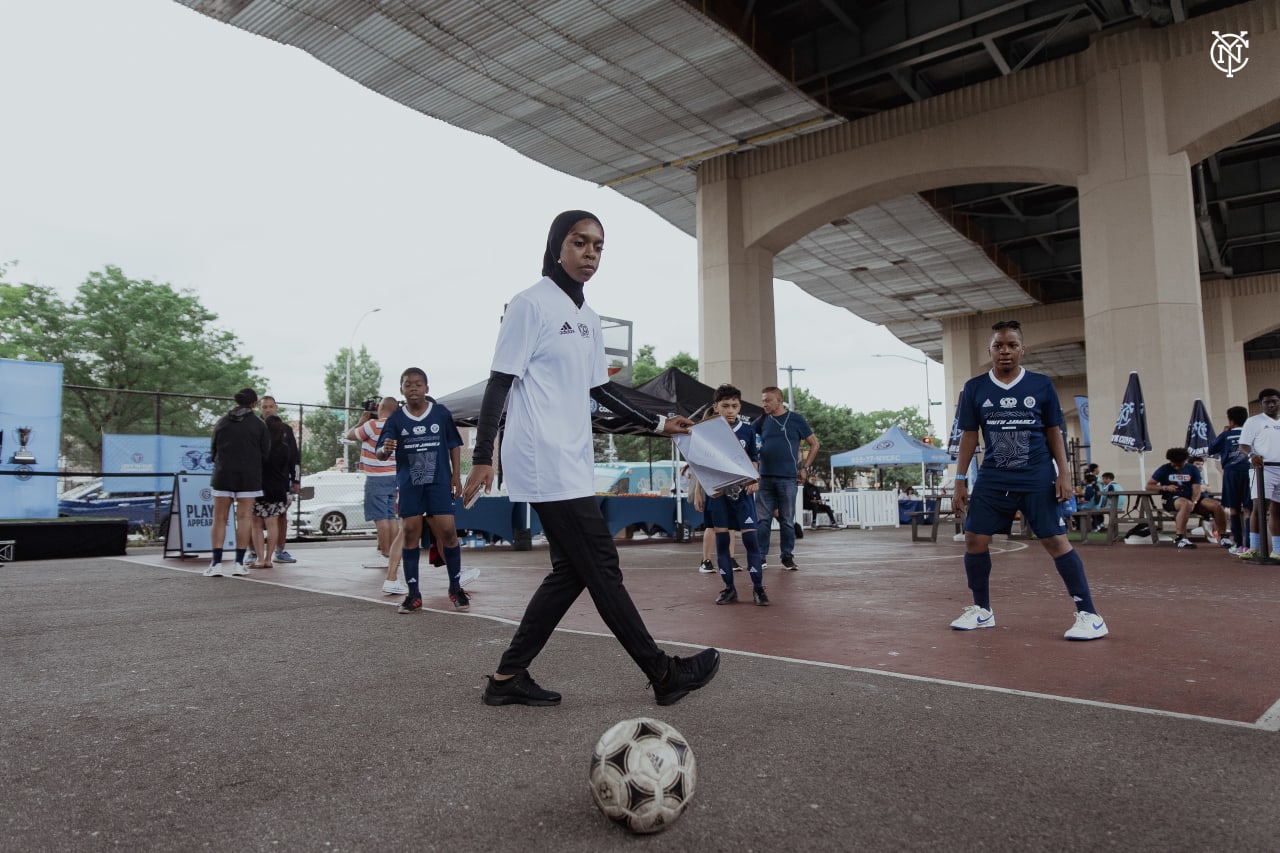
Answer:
[
  {"left": 1238, "top": 387, "right": 1280, "bottom": 559},
  {"left": 463, "top": 210, "right": 718, "bottom": 708}
]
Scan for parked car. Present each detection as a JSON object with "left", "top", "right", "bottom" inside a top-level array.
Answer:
[
  {"left": 58, "top": 479, "right": 173, "bottom": 532},
  {"left": 289, "top": 471, "right": 373, "bottom": 536}
]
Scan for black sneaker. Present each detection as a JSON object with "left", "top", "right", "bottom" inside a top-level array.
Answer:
[
  {"left": 482, "top": 671, "right": 561, "bottom": 707},
  {"left": 731, "top": 558, "right": 742, "bottom": 571},
  {"left": 753, "top": 587, "right": 770, "bottom": 606},
  {"left": 397, "top": 595, "right": 422, "bottom": 614},
  {"left": 698, "top": 559, "right": 715, "bottom": 574},
  {"left": 781, "top": 555, "right": 798, "bottom": 570},
  {"left": 653, "top": 648, "right": 720, "bottom": 706},
  {"left": 1175, "top": 536, "right": 1196, "bottom": 549},
  {"left": 450, "top": 587, "right": 471, "bottom": 611},
  {"left": 715, "top": 587, "right": 737, "bottom": 605}
]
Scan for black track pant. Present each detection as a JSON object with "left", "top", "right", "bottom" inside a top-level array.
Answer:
[{"left": 497, "top": 496, "right": 668, "bottom": 682}]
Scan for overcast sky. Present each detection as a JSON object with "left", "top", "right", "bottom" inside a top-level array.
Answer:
[{"left": 1, "top": 0, "right": 945, "bottom": 438}]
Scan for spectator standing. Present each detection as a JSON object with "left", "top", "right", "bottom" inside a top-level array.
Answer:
[
  {"left": 256, "top": 396, "right": 300, "bottom": 564},
  {"left": 755, "top": 386, "right": 819, "bottom": 570},
  {"left": 462, "top": 209, "right": 717, "bottom": 708},
  {"left": 348, "top": 395, "right": 403, "bottom": 592},
  {"left": 1209, "top": 406, "right": 1253, "bottom": 553},
  {"left": 950, "top": 320, "right": 1107, "bottom": 641},
  {"left": 1238, "top": 388, "right": 1280, "bottom": 559},
  {"left": 249, "top": 415, "right": 292, "bottom": 568},
  {"left": 205, "top": 388, "right": 270, "bottom": 577}
]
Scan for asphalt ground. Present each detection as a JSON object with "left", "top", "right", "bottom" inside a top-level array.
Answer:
[{"left": 4, "top": 531, "right": 1280, "bottom": 852}]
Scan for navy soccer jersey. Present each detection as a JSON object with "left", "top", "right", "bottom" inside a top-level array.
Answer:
[
  {"left": 377, "top": 402, "right": 463, "bottom": 490},
  {"left": 728, "top": 418, "right": 759, "bottom": 465},
  {"left": 756, "top": 410, "right": 810, "bottom": 477},
  {"left": 957, "top": 368, "right": 1064, "bottom": 490},
  {"left": 1209, "top": 427, "right": 1248, "bottom": 471},
  {"left": 1149, "top": 462, "right": 1200, "bottom": 500}
]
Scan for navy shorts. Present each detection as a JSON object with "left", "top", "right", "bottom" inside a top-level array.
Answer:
[
  {"left": 363, "top": 475, "right": 397, "bottom": 521},
  {"left": 705, "top": 492, "right": 757, "bottom": 531},
  {"left": 964, "top": 481, "right": 1067, "bottom": 539},
  {"left": 397, "top": 483, "right": 456, "bottom": 518},
  {"left": 1220, "top": 466, "right": 1253, "bottom": 510}
]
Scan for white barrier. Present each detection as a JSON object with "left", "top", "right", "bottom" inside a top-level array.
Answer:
[{"left": 820, "top": 491, "right": 899, "bottom": 529}]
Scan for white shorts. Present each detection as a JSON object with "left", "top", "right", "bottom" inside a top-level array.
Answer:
[
  {"left": 1248, "top": 467, "right": 1280, "bottom": 503},
  {"left": 212, "top": 490, "right": 263, "bottom": 499}
]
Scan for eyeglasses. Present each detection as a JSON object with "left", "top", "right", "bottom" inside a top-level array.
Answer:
[{"left": 990, "top": 320, "right": 1022, "bottom": 331}]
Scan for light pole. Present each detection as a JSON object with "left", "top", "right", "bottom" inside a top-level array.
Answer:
[
  {"left": 872, "top": 353, "right": 935, "bottom": 432},
  {"left": 343, "top": 307, "right": 381, "bottom": 470},
  {"left": 779, "top": 364, "right": 806, "bottom": 410}
]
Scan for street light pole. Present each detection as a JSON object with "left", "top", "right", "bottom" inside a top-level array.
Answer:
[
  {"left": 779, "top": 364, "right": 806, "bottom": 410},
  {"left": 872, "top": 353, "right": 933, "bottom": 431},
  {"left": 343, "top": 307, "right": 382, "bottom": 471}
]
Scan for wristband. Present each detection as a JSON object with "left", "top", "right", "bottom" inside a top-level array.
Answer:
[
  {"left": 655, "top": 415, "right": 667, "bottom": 433},
  {"left": 954, "top": 474, "right": 968, "bottom": 482}
]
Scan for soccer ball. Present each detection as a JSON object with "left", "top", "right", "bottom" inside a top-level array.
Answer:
[{"left": 589, "top": 717, "right": 697, "bottom": 834}]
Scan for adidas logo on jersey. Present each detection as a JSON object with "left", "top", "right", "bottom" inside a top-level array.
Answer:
[
  {"left": 559, "top": 322, "right": 575, "bottom": 335},
  {"left": 400, "top": 428, "right": 409, "bottom": 436}
]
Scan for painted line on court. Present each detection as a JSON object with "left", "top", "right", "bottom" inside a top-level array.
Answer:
[{"left": 122, "top": 555, "right": 1270, "bottom": 731}]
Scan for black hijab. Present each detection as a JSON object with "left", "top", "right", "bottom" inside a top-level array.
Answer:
[{"left": 542, "top": 209, "right": 602, "bottom": 308}]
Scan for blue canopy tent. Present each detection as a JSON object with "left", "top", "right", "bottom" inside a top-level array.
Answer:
[{"left": 830, "top": 425, "right": 954, "bottom": 488}]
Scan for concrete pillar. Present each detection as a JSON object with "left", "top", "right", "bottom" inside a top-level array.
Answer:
[
  {"left": 939, "top": 317, "right": 986, "bottom": 414},
  {"left": 697, "top": 159, "right": 777, "bottom": 393},
  {"left": 1078, "top": 62, "right": 1207, "bottom": 485},
  {"left": 1202, "top": 280, "right": 1250, "bottom": 423}
]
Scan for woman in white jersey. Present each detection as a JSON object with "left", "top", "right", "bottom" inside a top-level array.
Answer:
[{"left": 462, "top": 210, "right": 720, "bottom": 707}]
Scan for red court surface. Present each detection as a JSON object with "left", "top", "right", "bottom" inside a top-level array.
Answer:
[{"left": 131, "top": 526, "right": 1280, "bottom": 729}]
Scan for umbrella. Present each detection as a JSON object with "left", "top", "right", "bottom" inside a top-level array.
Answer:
[
  {"left": 1184, "top": 398, "right": 1216, "bottom": 459},
  {"left": 1109, "top": 371, "right": 1153, "bottom": 483},
  {"left": 946, "top": 402, "right": 962, "bottom": 458}
]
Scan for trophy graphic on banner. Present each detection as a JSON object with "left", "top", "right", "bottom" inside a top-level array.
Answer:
[{"left": 11, "top": 426, "right": 37, "bottom": 464}]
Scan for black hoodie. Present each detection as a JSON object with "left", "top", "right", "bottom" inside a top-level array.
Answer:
[{"left": 210, "top": 406, "right": 271, "bottom": 492}]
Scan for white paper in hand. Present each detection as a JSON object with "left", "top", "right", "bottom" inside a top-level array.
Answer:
[
  {"left": 464, "top": 485, "right": 487, "bottom": 509},
  {"left": 673, "top": 417, "right": 758, "bottom": 496}
]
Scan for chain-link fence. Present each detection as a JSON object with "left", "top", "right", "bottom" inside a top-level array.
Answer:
[{"left": 47, "top": 385, "right": 380, "bottom": 540}]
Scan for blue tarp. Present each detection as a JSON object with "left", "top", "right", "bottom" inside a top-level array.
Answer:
[{"left": 830, "top": 425, "right": 953, "bottom": 467}]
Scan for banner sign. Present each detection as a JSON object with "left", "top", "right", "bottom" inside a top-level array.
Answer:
[
  {"left": 1074, "top": 395, "right": 1091, "bottom": 464},
  {"left": 103, "top": 434, "right": 214, "bottom": 493},
  {"left": 0, "top": 358, "right": 63, "bottom": 519},
  {"left": 164, "top": 474, "right": 235, "bottom": 557}
]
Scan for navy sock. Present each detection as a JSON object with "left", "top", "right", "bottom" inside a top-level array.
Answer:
[
  {"left": 715, "top": 532, "right": 734, "bottom": 587},
  {"left": 235, "top": 548, "right": 246, "bottom": 565},
  {"left": 1231, "top": 513, "right": 1243, "bottom": 544},
  {"left": 212, "top": 548, "right": 223, "bottom": 565},
  {"left": 1052, "top": 549, "right": 1096, "bottom": 614},
  {"left": 963, "top": 551, "right": 993, "bottom": 610},
  {"left": 740, "top": 529, "right": 763, "bottom": 588},
  {"left": 444, "top": 544, "right": 462, "bottom": 590},
  {"left": 403, "top": 548, "right": 421, "bottom": 599}
]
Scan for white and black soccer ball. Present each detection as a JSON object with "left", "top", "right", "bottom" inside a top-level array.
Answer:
[{"left": 589, "top": 717, "right": 696, "bottom": 834}]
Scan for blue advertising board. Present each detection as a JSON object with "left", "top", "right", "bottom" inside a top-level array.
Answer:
[
  {"left": 103, "top": 434, "right": 214, "bottom": 493},
  {"left": 163, "top": 474, "right": 236, "bottom": 557},
  {"left": 0, "top": 358, "right": 63, "bottom": 520}
]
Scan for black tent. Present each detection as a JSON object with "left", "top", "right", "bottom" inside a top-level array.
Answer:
[
  {"left": 635, "top": 367, "right": 765, "bottom": 420},
  {"left": 436, "top": 378, "right": 673, "bottom": 436}
]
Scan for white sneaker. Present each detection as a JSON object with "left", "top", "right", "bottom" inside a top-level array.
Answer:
[
  {"left": 245, "top": 551, "right": 256, "bottom": 564},
  {"left": 230, "top": 563, "right": 250, "bottom": 577},
  {"left": 1064, "top": 610, "right": 1108, "bottom": 640},
  {"left": 382, "top": 579, "right": 409, "bottom": 595},
  {"left": 950, "top": 605, "right": 995, "bottom": 630},
  {"left": 203, "top": 563, "right": 225, "bottom": 578}
]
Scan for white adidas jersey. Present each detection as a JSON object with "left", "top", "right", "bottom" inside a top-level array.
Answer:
[{"left": 491, "top": 277, "right": 608, "bottom": 501}]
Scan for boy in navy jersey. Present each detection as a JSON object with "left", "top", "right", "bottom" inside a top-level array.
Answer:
[
  {"left": 691, "top": 384, "right": 767, "bottom": 606},
  {"left": 376, "top": 367, "right": 467, "bottom": 613},
  {"left": 1209, "top": 406, "right": 1251, "bottom": 552},
  {"left": 951, "top": 320, "right": 1107, "bottom": 640},
  {"left": 1147, "top": 447, "right": 1229, "bottom": 549}
]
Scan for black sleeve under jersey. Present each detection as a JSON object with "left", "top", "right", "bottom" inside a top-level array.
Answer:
[
  {"left": 471, "top": 371, "right": 514, "bottom": 467},
  {"left": 589, "top": 383, "right": 662, "bottom": 432}
]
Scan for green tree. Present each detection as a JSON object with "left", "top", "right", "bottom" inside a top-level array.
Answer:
[
  {"left": 301, "top": 346, "right": 383, "bottom": 475},
  {"left": 1, "top": 265, "right": 262, "bottom": 468}
]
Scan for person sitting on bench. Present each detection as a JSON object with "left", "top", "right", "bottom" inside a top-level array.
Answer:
[
  {"left": 800, "top": 470, "right": 841, "bottom": 528},
  {"left": 1147, "top": 447, "right": 1231, "bottom": 550}
]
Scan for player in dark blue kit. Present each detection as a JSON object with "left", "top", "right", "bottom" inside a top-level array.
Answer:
[
  {"left": 376, "top": 367, "right": 467, "bottom": 613},
  {"left": 1146, "top": 447, "right": 1228, "bottom": 549},
  {"left": 692, "top": 384, "right": 768, "bottom": 606},
  {"left": 1208, "top": 406, "right": 1251, "bottom": 553},
  {"left": 951, "top": 320, "right": 1108, "bottom": 640}
]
